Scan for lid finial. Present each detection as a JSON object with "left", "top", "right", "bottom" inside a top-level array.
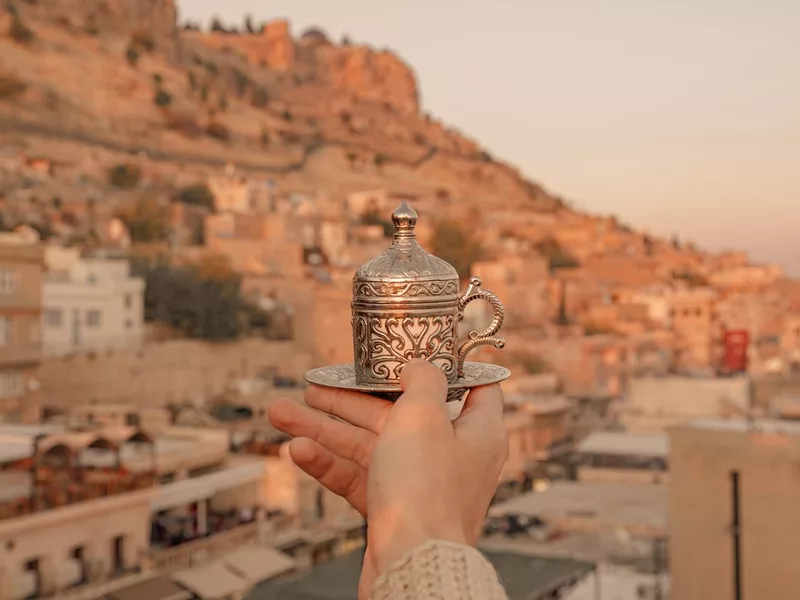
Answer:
[{"left": 391, "top": 201, "right": 418, "bottom": 242}]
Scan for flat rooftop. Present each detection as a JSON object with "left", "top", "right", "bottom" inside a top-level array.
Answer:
[
  {"left": 686, "top": 419, "right": 800, "bottom": 435},
  {"left": 249, "top": 548, "right": 593, "bottom": 600},
  {"left": 577, "top": 431, "right": 669, "bottom": 458},
  {"left": 490, "top": 482, "right": 667, "bottom": 534}
]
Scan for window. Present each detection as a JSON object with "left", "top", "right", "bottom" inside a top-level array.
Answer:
[
  {"left": 0, "top": 316, "right": 10, "bottom": 346},
  {"left": 0, "top": 269, "right": 16, "bottom": 294},
  {"left": 45, "top": 308, "right": 62, "bottom": 328},
  {"left": 124, "top": 294, "right": 133, "bottom": 309},
  {"left": 86, "top": 310, "right": 101, "bottom": 328},
  {"left": 125, "top": 318, "right": 133, "bottom": 330},
  {"left": 0, "top": 372, "right": 22, "bottom": 398}
]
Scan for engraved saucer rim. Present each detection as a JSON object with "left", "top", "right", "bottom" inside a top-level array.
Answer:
[{"left": 304, "top": 362, "right": 511, "bottom": 392}]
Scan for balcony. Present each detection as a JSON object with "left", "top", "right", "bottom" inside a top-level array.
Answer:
[
  {"left": 0, "top": 343, "right": 41, "bottom": 366},
  {"left": 148, "top": 521, "right": 260, "bottom": 571}
]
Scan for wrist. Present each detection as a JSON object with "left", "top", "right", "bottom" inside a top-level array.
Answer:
[{"left": 368, "top": 514, "right": 469, "bottom": 574}]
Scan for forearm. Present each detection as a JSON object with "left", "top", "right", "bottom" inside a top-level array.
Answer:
[{"left": 371, "top": 540, "right": 508, "bottom": 600}]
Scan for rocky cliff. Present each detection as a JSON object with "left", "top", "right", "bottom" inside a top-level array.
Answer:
[
  {"left": 20, "top": 0, "right": 178, "bottom": 47},
  {"left": 192, "top": 20, "right": 419, "bottom": 115}
]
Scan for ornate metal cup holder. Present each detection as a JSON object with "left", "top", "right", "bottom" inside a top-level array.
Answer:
[{"left": 304, "top": 201, "right": 511, "bottom": 403}]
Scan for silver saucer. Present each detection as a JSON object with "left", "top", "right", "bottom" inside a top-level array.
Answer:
[{"left": 304, "top": 361, "right": 510, "bottom": 401}]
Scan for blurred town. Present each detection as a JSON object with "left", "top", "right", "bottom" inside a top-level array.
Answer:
[{"left": 1, "top": 2, "right": 799, "bottom": 600}]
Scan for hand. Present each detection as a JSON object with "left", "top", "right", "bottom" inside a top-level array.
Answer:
[{"left": 268, "top": 360, "right": 508, "bottom": 596}]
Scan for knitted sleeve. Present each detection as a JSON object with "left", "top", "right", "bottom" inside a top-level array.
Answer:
[{"left": 371, "top": 540, "right": 509, "bottom": 600}]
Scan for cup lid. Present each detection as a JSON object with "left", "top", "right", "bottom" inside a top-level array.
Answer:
[{"left": 353, "top": 202, "right": 458, "bottom": 284}]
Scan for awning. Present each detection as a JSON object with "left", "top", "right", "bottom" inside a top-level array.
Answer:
[
  {"left": 173, "top": 562, "right": 247, "bottom": 599},
  {"left": 107, "top": 575, "right": 192, "bottom": 600},
  {"left": 222, "top": 545, "right": 295, "bottom": 583}
]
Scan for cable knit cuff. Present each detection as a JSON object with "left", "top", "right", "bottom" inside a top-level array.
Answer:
[{"left": 371, "top": 540, "right": 508, "bottom": 600}]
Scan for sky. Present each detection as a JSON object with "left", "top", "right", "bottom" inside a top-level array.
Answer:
[{"left": 181, "top": 0, "right": 800, "bottom": 274}]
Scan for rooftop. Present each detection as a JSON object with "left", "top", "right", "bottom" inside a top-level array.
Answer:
[
  {"left": 490, "top": 482, "right": 667, "bottom": 534},
  {"left": 249, "top": 548, "right": 593, "bottom": 600},
  {"left": 576, "top": 431, "right": 669, "bottom": 458},
  {"left": 683, "top": 418, "right": 800, "bottom": 435}
]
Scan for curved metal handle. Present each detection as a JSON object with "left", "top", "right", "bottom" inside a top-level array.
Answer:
[{"left": 456, "top": 277, "right": 506, "bottom": 378}]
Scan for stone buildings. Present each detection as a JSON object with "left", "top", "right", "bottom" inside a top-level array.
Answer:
[
  {"left": 0, "top": 233, "right": 44, "bottom": 424},
  {"left": 669, "top": 420, "right": 800, "bottom": 600},
  {"left": 41, "top": 248, "right": 144, "bottom": 358}
]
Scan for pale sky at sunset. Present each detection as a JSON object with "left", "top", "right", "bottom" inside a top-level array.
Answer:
[{"left": 180, "top": 0, "right": 799, "bottom": 274}]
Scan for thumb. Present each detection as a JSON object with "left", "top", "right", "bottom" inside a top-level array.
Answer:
[{"left": 390, "top": 359, "right": 449, "bottom": 425}]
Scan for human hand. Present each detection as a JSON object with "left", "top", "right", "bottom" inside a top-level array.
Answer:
[{"left": 268, "top": 359, "right": 508, "bottom": 594}]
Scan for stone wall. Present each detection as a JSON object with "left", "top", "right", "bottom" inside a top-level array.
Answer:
[{"left": 40, "top": 338, "right": 313, "bottom": 409}]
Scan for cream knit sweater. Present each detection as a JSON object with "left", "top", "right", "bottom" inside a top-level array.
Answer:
[{"left": 371, "top": 540, "right": 509, "bottom": 600}]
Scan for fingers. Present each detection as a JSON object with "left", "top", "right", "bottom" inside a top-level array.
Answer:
[
  {"left": 269, "top": 398, "right": 376, "bottom": 468},
  {"left": 305, "top": 385, "right": 392, "bottom": 434},
  {"left": 289, "top": 437, "right": 367, "bottom": 515},
  {"left": 453, "top": 384, "right": 508, "bottom": 454}
]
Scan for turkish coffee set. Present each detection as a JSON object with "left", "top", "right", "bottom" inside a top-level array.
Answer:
[{"left": 304, "top": 201, "right": 510, "bottom": 402}]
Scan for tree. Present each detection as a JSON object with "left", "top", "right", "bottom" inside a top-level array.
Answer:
[
  {"left": 259, "top": 127, "right": 270, "bottom": 149},
  {"left": 373, "top": 153, "right": 388, "bottom": 169},
  {"left": 133, "top": 257, "right": 246, "bottom": 341},
  {"left": 244, "top": 13, "right": 255, "bottom": 34},
  {"left": 107, "top": 163, "right": 141, "bottom": 189},
  {"left": 430, "top": 220, "right": 484, "bottom": 279},
  {"left": 152, "top": 73, "right": 163, "bottom": 86},
  {"left": 206, "top": 121, "right": 230, "bottom": 142},
  {"left": 116, "top": 197, "right": 169, "bottom": 242},
  {"left": 187, "top": 71, "right": 197, "bottom": 91},
  {"left": 210, "top": 16, "right": 225, "bottom": 33},
  {"left": 9, "top": 14, "right": 34, "bottom": 44},
  {"left": 177, "top": 183, "right": 216, "bottom": 210},
  {"left": 154, "top": 89, "right": 172, "bottom": 107},
  {"left": 125, "top": 45, "right": 140, "bottom": 67},
  {"left": 535, "top": 238, "right": 580, "bottom": 271},
  {"left": 218, "top": 93, "right": 228, "bottom": 111}
]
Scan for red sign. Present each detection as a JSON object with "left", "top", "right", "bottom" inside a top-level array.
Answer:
[{"left": 723, "top": 330, "right": 749, "bottom": 373}]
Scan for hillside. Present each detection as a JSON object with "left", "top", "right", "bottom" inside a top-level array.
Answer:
[{"left": 0, "top": 0, "right": 731, "bottom": 274}]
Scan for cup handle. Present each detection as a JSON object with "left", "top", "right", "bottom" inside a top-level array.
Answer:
[{"left": 456, "top": 277, "right": 506, "bottom": 378}]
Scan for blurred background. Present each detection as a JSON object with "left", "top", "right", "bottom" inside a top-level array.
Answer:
[{"left": 0, "top": 1, "right": 797, "bottom": 599}]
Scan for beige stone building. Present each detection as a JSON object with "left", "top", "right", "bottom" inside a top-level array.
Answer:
[
  {"left": 669, "top": 420, "right": 800, "bottom": 600},
  {"left": 472, "top": 253, "right": 550, "bottom": 328},
  {"left": 619, "top": 376, "right": 751, "bottom": 433},
  {"left": 668, "top": 288, "right": 718, "bottom": 370},
  {"left": 0, "top": 236, "right": 44, "bottom": 424}
]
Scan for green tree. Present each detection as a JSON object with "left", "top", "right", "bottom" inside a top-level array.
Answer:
[
  {"left": 125, "top": 45, "right": 140, "bottom": 67},
  {"left": 177, "top": 183, "right": 216, "bottom": 210},
  {"left": 430, "top": 220, "right": 483, "bottom": 279},
  {"left": 154, "top": 89, "right": 172, "bottom": 107},
  {"left": 9, "top": 14, "right": 34, "bottom": 44},
  {"left": 107, "top": 163, "right": 142, "bottom": 189},
  {"left": 116, "top": 197, "right": 169, "bottom": 242},
  {"left": 133, "top": 257, "right": 247, "bottom": 341}
]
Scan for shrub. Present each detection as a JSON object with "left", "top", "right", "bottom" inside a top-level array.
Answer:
[
  {"left": 154, "top": 89, "right": 172, "bottom": 107},
  {"left": 107, "top": 163, "right": 141, "bottom": 189},
  {"left": 218, "top": 93, "right": 228, "bottom": 112},
  {"left": 251, "top": 87, "right": 268, "bottom": 108},
  {"left": 535, "top": 238, "right": 580, "bottom": 271},
  {"left": 125, "top": 45, "right": 140, "bottom": 67},
  {"left": 165, "top": 112, "right": 203, "bottom": 137},
  {"left": 152, "top": 73, "right": 163, "bottom": 86},
  {"left": 83, "top": 16, "right": 99, "bottom": 36},
  {"left": 373, "top": 153, "right": 388, "bottom": 168},
  {"left": 430, "top": 220, "right": 483, "bottom": 279},
  {"left": 177, "top": 183, "right": 216, "bottom": 210},
  {"left": 115, "top": 197, "right": 168, "bottom": 242},
  {"left": 281, "top": 110, "right": 292, "bottom": 122},
  {"left": 513, "top": 352, "right": 550, "bottom": 375},
  {"left": 0, "top": 73, "right": 27, "bottom": 100},
  {"left": 9, "top": 15, "right": 34, "bottom": 44},
  {"left": 206, "top": 121, "right": 230, "bottom": 142}
]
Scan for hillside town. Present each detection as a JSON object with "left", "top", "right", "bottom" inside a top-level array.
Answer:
[{"left": 1, "top": 2, "right": 800, "bottom": 600}]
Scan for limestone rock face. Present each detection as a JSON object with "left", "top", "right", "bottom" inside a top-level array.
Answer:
[
  {"left": 315, "top": 45, "right": 419, "bottom": 115},
  {"left": 193, "top": 19, "right": 419, "bottom": 115},
  {"left": 28, "top": 0, "right": 178, "bottom": 42}
]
